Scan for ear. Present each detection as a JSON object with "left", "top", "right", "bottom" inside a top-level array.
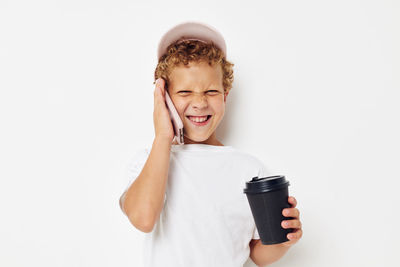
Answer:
[{"left": 224, "top": 90, "right": 229, "bottom": 103}]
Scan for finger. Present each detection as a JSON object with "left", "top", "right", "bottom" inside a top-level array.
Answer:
[
  {"left": 282, "top": 207, "right": 300, "bottom": 218},
  {"left": 154, "top": 80, "right": 165, "bottom": 99},
  {"left": 156, "top": 78, "right": 165, "bottom": 90},
  {"left": 288, "top": 196, "right": 297, "bottom": 207},
  {"left": 154, "top": 79, "right": 160, "bottom": 94},
  {"left": 154, "top": 78, "right": 161, "bottom": 91},
  {"left": 154, "top": 85, "right": 162, "bottom": 103},
  {"left": 287, "top": 228, "right": 303, "bottom": 240},
  {"left": 281, "top": 219, "right": 302, "bottom": 229}
]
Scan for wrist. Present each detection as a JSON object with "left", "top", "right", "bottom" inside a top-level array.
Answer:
[{"left": 154, "top": 135, "right": 173, "bottom": 146}]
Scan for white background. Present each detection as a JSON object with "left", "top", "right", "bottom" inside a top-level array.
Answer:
[{"left": 1, "top": 0, "right": 399, "bottom": 266}]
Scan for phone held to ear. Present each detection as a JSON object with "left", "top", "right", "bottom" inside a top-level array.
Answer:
[{"left": 165, "top": 90, "right": 184, "bottom": 145}]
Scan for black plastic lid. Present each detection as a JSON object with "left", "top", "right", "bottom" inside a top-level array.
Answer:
[{"left": 243, "top": 175, "right": 290, "bottom": 194}]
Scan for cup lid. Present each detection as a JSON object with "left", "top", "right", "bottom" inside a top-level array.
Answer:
[{"left": 243, "top": 175, "right": 290, "bottom": 194}]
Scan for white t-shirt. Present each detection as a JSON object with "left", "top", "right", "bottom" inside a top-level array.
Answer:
[{"left": 121, "top": 143, "right": 274, "bottom": 267}]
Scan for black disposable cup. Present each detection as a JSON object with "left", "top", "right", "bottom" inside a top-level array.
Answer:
[{"left": 243, "top": 175, "right": 294, "bottom": 245}]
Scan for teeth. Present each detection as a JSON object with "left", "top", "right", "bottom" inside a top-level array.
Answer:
[{"left": 188, "top": 116, "right": 208, "bottom": 122}]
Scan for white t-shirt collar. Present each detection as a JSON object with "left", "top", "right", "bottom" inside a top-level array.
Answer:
[{"left": 171, "top": 143, "right": 234, "bottom": 152}]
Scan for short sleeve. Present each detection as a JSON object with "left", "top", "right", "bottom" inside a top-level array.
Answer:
[
  {"left": 257, "top": 159, "right": 274, "bottom": 179},
  {"left": 119, "top": 148, "right": 150, "bottom": 216},
  {"left": 252, "top": 225, "right": 260, "bottom": 239},
  {"left": 124, "top": 148, "right": 150, "bottom": 193}
]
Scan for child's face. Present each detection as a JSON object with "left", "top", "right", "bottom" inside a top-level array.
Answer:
[{"left": 168, "top": 61, "right": 229, "bottom": 145}]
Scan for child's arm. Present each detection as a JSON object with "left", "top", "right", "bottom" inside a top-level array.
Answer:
[
  {"left": 249, "top": 240, "right": 291, "bottom": 266},
  {"left": 121, "top": 136, "right": 171, "bottom": 233},
  {"left": 121, "top": 78, "right": 175, "bottom": 233}
]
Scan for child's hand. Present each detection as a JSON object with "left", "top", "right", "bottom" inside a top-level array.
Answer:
[
  {"left": 281, "top": 196, "right": 303, "bottom": 247},
  {"left": 153, "top": 78, "right": 175, "bottom": 142}
]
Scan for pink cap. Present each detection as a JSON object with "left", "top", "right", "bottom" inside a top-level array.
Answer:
[{"left": 157, "top": 21, "right": 227, "bottom": 61}]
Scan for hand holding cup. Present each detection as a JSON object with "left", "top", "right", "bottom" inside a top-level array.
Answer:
[{"left": 281, "top": 196, "right": 303, "bottom": 247}]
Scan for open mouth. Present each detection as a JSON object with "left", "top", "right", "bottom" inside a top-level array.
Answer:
[{"left": 186, "top": 115, "right": 212, "bottom": 126}]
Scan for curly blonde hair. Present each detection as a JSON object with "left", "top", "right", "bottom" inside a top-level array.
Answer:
[{"left": 154, "top": 39, "right": 234, "bottom": 94}]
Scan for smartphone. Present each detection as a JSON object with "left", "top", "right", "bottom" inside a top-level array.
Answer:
[{"left": 165, "top": 90, "right": 184, "bottom": 145}]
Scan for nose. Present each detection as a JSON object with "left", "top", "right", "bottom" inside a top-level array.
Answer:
[{"left": 190, "top": 92, "right": 208, "bottom": 109}]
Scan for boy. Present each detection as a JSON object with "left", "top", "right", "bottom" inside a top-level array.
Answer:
[{"left": 120, "top": 21, "right": 302, "bottom": 267}]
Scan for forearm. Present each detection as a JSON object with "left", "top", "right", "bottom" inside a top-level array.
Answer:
[
  {"left": 250, "top": 240, "right": 291, "bottom": 267},
  {"left": 123, "top": 137, "right": 171, "bottom": 231}
]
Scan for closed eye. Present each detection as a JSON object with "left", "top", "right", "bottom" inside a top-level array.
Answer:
[
  {"left": 177, "top": 90, "right": 220, "bottom": 93},
  {"left": 207, "top": 90, "right": 221, "bottom": 95}
]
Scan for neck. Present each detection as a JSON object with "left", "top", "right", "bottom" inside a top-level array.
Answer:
[{"left": 183, "top": 134, "right": 224, "bottom": 146}]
